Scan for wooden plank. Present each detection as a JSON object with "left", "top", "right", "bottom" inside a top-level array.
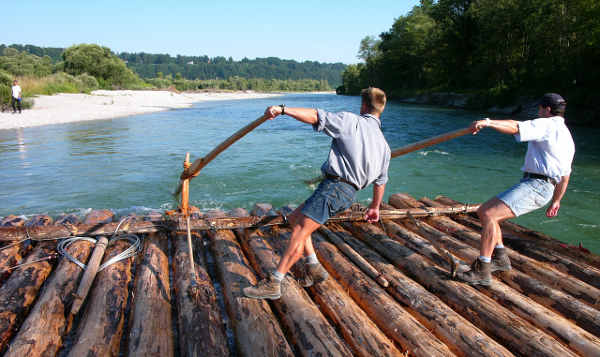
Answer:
[
  {"left": 344, "top": 221, "right": 579, "bottom": 357},
  {"left": 4, "top": 239, "right": 93, "bottom": 357},
  {"left": 0, "top": 242, "right": 56, "bottom": 354},
  {"left": 237, "top": 228, "right": 354, "bottom": 356},
  {"left": 127, "top": 232, "right": 174, "bottom": 357},
  {"left": 266, "top": 226, "right": 404, "bottom": 357},
  {"left": 172, "top": 231, "right": 229, "bottom": 357},
  {"left": 208, "top": 229, "right": 294, "bottom": 357},
  {"left": 322, "top": 224, "right": 513, "bottom": 357},
  {"left": 67, "top": 239, "right": 134, "bottom": 357}
]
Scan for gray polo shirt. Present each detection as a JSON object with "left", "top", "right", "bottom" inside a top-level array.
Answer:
[{"left": 315, "top": 109, "right": 391, "bottom": 189}]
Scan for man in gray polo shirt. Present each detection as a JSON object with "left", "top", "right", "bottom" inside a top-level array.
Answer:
[
  {"left": 244, "top": 87, "right": 391, "bottom": 299},
  {"left": 458, "top": 93, "right": 575, "bottom": 286}
]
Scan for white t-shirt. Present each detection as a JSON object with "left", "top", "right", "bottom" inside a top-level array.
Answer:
[
  {"left": 515, "top": 116, "right": 575, "bottom": 183},
  {"left": 11, "top": 85, "right": 22, "bottom": 99}
]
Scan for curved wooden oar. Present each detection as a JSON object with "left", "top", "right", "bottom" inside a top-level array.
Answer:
[
  {"left": 304, "top": 126, "right": 474, "bottom": 185},
  {"left": 174, "top": 114, "right": 269, "bottom": 197}
]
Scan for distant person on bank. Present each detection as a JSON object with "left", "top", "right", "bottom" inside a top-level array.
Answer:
[
  {"left": 11, "top": 80, "right": 22, "bottom": 114},
  {"left": 458, "top": 93, "right": 575, "bottom": 286},
  {"left": 243, "top": 87, "right": 391, "bottom": 300}
]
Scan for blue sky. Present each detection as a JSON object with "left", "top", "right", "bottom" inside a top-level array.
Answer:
[{"left": 2, "top": 0, "right": 419, "bottom": 64}]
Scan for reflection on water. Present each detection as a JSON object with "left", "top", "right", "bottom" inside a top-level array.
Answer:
[{"left": 0, "top": 94, "right": 599, "bottom": 253}]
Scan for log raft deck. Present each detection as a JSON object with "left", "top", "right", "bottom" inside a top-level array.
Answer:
[{"left": 1, "top": 194, "right": 599, "bottom": 357}]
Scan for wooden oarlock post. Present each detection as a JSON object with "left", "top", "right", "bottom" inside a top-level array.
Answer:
[
  {"left": 179, "top": 152, "right": 201, "bottom": 299},
  {"left": 180, "top": 153, "right": 191, "bottom": 215}
]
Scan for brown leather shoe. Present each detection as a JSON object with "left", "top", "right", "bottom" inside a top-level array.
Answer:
[
  {"left": 457, "top": 259, "right": 492, "bottom": 286},
  {"left": 298, "top": 263, "right": 329, "bottom": 287},
  {"left": 491, "top": 248, "right": 512, "bottom": 272},
  {"left": 243, "top": 275, "right": 281, "bottom": 299}
]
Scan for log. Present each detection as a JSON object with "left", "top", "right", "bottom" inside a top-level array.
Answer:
[
  {"left": 208, "top": 229, "right": 294, "bottom": 357},
  {"left": 67, "top": 239, "right": 134, "bottom": 357},
  {"left": 321, "top": 224, "right": 513, "bottom": 357},
  {"left": 172, "top": 231, "right": 229, "bottom": 357},
  {"left": 0, "top": 220, "right": 161, "bottom": 242},
  {"left": 127, "top": 232, "right": 174, "bottom": 357},
  {"left": 266, "top": 227, "right": 403, "bottom": 357},
  {"left": 4, "top": 239, "right": 94, "bottom": 357},
  {"left": 389, "top": 216, "right": 600, "bottom": 357},
  {"left": 237, "top": 228, "right": 354, "bottom": 356},
  {"left": 343, "top": 221, "right": 579, "bottom": 357},
  {"left": 433, "top": 196, "right": 600, "bottom": 289},
  {"left": 391, "top": 194, "right": 600, "bottom": 307},
  {"left": 0, "top": 242, "right": 56, "bottom": 354},
  {"left": 317, "top": 227, "right": 389, "bottom": 287},
  {"left": 263, "top": 226, "right": 453, "bottom": 356},
  {"left": 0, "top": 218, "right": 32, "bottom": 284}
]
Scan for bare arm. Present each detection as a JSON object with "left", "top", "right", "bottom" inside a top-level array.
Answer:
[
  {"left": 365, "top": 184, "right": 386, "bottom": 223},
  {"left": 546, "top": 174, "right": 570, "bottom": 217},
  {"left": 264, "top": 106, "right": 317, "bottom": 125},
  {"left": 471, "top": 118, "right": 520, "bottom": 135}
]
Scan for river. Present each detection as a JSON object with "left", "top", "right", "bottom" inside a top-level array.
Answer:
[{"left": 1, "top": 93, "right": 598, "bottom": 252}]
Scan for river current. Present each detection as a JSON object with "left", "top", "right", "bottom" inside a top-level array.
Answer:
[{"left": 1, "top": 93, "right": 598, "bottom": 252}]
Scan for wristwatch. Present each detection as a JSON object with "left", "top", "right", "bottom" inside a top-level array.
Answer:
[{"left": 279, "top": 104, "right": 285, "bottom": 115}]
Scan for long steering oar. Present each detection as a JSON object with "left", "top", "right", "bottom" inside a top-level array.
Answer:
[
  {"left": 174, "top": 114, "right": 269, "bottom": 197},
  {"left": 304, "top": 126, "right": 474, "bottom": 185}
]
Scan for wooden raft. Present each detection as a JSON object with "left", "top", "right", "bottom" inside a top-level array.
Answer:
[{"left": 0, "top": 193, "right": 599, "bottom": 357}]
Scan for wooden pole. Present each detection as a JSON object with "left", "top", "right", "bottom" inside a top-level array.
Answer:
[
  {"left": 390, "top": 127, "right": 473, "bottom": 158},
  {"left": 174, "top": 114, "right": 269, "bottom": 196},
  {"left": 318, "top": 227, "right": 389, "bottom": 287},
  {"left": 305, "top": 127, "right": 474, "bottom": 184},
  {"left": 70, "top": 236, "right": 108, "bottom": 316}
]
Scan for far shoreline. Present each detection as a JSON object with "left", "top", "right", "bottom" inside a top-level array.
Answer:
[{"left": 0, "top": 89, "right": 291, "bottom": 131}]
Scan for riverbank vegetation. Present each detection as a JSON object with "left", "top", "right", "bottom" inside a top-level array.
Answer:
[
  {"left": 0, "top": 44, "right": 341, "bottom": 107},
  {"left": 340, "top": 0, "right": 600, "bottom": 125}
]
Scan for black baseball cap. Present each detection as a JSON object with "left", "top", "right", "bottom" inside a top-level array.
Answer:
[{"left": 538, "top": 93, "right": 566, "bottom": 109}]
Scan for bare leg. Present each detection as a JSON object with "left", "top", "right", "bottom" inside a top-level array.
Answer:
[
  {"left": 276, "top": 213, "right": 321, "bottom": 276},
  {"left": 477, "top": 197, "right": 516, "bottom": 257}
]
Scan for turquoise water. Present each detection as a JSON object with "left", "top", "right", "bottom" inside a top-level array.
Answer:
[{"left": 1, "top": 93, "right": 598, "bottom": 252}]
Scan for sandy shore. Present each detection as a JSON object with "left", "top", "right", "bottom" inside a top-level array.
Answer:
[{"left": 0, "top": 90, "right": 282, "bottom": 130}]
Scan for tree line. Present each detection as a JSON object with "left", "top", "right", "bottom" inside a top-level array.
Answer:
[
  {"left": 0, "top": 44, "right": 344, "bottom": 105},
  {"left": 340, "top": 0, "right": 600, "bottom": 124}
]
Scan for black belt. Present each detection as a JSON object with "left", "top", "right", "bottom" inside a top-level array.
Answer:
[
  {"left": 523, "top": 172, "right": 556, "bottom": 185},
  {"left": 324, "top": 174, "right": 360, "bottom": 191}
]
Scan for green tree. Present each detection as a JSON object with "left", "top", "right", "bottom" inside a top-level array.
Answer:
[{"left": 62, "top": 44, "right": 141, "bottom": 88}]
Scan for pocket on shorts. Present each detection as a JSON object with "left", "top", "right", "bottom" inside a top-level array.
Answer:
[
  {"left": 531, "top": 180, "right": 554, "bottom": 206},
  {"left": 327, "top": 184, "right": 355, "bottom": 215}
]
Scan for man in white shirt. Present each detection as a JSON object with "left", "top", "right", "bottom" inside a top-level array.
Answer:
[
  {"left": 458, "top": 93, "right": 575, "bottom": 286},
  {"left": 11, "top": 80, "right": 22, "bottom": 114}
]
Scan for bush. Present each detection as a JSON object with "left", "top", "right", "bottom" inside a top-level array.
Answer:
[
  {"left": 76, "top": 73, "right": 99, "bottom": 90},
  {"left": 0, "top": 84, "right": 10, "bottom": 106},
  {"left": 0, "top": 70, "right": 12, "bottom": 86}
]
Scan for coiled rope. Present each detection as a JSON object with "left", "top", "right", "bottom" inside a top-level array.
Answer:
[{"left": 56, "top": 216, "right": 142, "bottom": 271}]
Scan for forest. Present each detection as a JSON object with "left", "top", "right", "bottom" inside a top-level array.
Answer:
[
  {"left": 0, "top": 44, "right": 342, "bottom": 105},
  {"left": 340, "top": 0, "right": 600, "bottom": 124}
]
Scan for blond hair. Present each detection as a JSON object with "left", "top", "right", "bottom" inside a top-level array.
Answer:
[{"left": 361, "top": 87, "right": 386, "bottom": 114}]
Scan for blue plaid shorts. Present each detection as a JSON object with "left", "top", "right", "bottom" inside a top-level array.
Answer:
[{"left": 301, "top": 178, "right": 357, "bottom": 224}]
